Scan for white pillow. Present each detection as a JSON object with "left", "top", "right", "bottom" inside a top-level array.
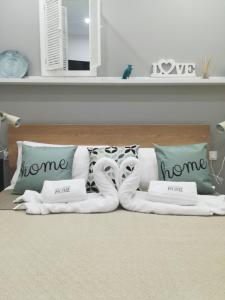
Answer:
[
  {"left": 11, "top": 142, "right": 108, "bottom": 188},
  {"left": 138, "top": 148, "right": 158, "bottom": 191}
]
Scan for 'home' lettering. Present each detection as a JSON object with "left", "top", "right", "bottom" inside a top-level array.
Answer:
[
  {"left": 161, "top": 159, "right": 207, "bottom": 180},
  {"left": 168, "top": 186, "right": 183, "bottom": 192},
  {"left": 20, "top": 159, "right": 69, "bottom": 177},
  {"left": 55, "top": 185, "right": 71, "bottom": 194}
]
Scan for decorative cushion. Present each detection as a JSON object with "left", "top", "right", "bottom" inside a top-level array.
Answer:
[
  {"left": 13, "top": 145, "right": 77, "bottom": 194},
  {"left": 11, "top": 142, "right": 108, "bottom": 188},
  {"left": 154, "top": 143, "right": 214, "bottom": 194},
  {"left": 87, "top": 145, "right": 139, "bottom": 192}
]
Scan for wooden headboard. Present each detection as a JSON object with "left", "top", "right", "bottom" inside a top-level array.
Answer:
[{"left": 8, "top": 124, "right": 210, "bottom": 172}]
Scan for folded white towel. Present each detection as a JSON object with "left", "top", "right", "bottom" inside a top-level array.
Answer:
[
  {"left": 148, "top": 181, "right": 198, "bottom": 206},
  {"left": 41, "top": 179, "right": 87, "bottom": 203}
]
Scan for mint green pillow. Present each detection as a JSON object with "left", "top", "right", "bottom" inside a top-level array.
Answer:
[
  {"left": 13, "top": 145, "right": 77, "bottom": 194},
  {"left": 155, "top": 143, "right": 214, "bottom": 194}
]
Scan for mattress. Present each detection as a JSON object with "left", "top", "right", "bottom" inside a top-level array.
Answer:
[{"left": 0, "top": 190, "right": 225, "bottom": 300}]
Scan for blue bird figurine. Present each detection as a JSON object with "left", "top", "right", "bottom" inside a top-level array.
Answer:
[{"left": 122, "top": 64, "right": 133, "bottom": 79}]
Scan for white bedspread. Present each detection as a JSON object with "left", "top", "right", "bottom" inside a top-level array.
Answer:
[
  {"left": 118, "top": 157, "right": 225, "bottom": 216},
  {"left": 14, "top": 157, "right": 119, "bottom": 215}
]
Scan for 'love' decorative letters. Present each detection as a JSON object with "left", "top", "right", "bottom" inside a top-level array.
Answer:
[{"left": 151, "top": 59, "right": 196, "bottom": 77}]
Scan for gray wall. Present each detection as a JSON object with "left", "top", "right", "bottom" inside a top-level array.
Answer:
[{"left": 1, "top": 0, "right": 225, "bottom": 191}]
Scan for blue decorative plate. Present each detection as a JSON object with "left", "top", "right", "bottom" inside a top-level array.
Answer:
[{"left": 0, "top": 50, "right": 29, "bottom": 78}]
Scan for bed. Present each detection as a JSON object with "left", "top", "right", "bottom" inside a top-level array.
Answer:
[{"left": 0, "top": 124, "right": 225, "bottom": 300}]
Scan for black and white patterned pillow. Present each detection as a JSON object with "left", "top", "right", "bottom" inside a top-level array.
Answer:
[{"left": 87, "top": 145, "right": 139, "bottom": 193}]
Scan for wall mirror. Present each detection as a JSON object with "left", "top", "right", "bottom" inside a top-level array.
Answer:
[{"left": 39, "top": 0, "right": 101, "bottom": 77}]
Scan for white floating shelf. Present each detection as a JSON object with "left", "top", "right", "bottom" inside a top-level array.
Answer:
[{"left": 0, "top": 76, "right": 225, "bottom": 86}]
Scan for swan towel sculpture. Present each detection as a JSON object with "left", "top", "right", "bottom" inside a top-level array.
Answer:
[
  {"left": 118, "top": 157, "right": 225, "bottom": 216},
  {"left": 14, "top": 158, "right": 119, "bottom": 215}
]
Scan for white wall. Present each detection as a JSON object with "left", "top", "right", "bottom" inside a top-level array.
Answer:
[{"left": 68, "top": 35, "right": 89, "bottom": 61}]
